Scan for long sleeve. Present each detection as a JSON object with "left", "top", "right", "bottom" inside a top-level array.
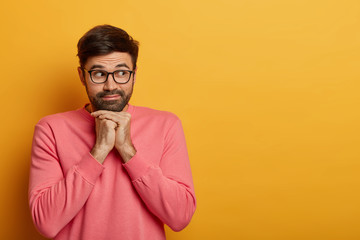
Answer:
[
  {"left": 123, "top": 118, "right": 196, "bottom": 231},
  {"left": 28, "top": 106, "right": 195, "bottom": 240},
  {"left": 29, "top": 121, "right": 104, "bottom": 238}
]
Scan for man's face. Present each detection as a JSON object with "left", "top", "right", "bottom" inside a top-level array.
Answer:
[{"left": 78, "top": 52, "right": 136, "bottom": 112}]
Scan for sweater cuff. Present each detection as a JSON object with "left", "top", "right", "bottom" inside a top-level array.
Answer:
[
  {"left": 123, "top": 152, "right": 152, "bottom": 181},
  {"left": 74, "top": 152, "right": 104, "bottom": 185}
]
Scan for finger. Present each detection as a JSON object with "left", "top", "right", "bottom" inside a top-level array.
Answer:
[
  {"left": 91, "top": 110, "right": 120, "bottom": 117},
  {"left": 98, "top": 115, "right": 123, "bottom": 125},
  {"left": 95, "top": 112, "right": 131, "bottom": 120},
  {"left": 92, "top": 110, "right": 130, "bottom": 117},
  {"left": 99, "top": 118, "right": 118, "bottom": 128},
  {"left": 91, "top": 110, "right": 110, "bottom": 117},
  {"left": 107, "top": 120, "right": 118, "bottom": 129}
]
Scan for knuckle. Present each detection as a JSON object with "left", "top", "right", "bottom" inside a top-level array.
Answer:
[
  {"left": 124, "top": 113, "right": 131, "bottom": 119},
  {"left": 104, "top": 120, "right": 113, "bottom": 126}
]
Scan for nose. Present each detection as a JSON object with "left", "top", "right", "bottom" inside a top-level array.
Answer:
[{"left": 103, "top": 74, "right": 118, "bottom": 91}]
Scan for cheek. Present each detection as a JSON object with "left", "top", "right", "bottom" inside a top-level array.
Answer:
[
  {"left": 124, "top": 81, "right": 135, "bottom": 92},
  {"left": 86, "top": 84, "right": 102, "bottom": 96},
  {"left": 123, "top": 85, "right": 134, "bottom": 96}
]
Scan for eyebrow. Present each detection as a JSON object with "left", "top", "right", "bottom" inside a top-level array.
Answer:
[{"left": 89, "top": 63, "right": 130, "bottom": 70}]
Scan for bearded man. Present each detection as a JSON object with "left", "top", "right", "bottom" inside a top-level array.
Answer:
[{"left": 29, "top": 25, "right": 196, "bottom": 240}]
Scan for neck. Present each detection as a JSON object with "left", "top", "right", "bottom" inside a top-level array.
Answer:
[{"left": 85, "top": 104, "right": 93, "bottom": 113}]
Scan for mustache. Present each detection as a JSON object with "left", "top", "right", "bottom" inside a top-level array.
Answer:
[{"left": 96, "top": 90, "right": 125, "bottom": 98}]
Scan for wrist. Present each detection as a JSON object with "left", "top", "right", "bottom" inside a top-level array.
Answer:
[
  {"left": 90, "top": 145, "right": 111, "bottom": 164},
  {"left": 116, "top": 143, "right": 136, "bottom": 163}
]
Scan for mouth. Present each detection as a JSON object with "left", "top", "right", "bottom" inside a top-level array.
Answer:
[{"left": 102, "top": 94, "right": 121, "bottom": 100}]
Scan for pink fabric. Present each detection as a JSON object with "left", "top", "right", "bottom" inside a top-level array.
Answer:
[{"left": 29, "top": 105, "right": 196, "bottom": 240}]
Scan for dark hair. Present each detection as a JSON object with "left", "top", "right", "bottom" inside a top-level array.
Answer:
[{"left": 77, "top": 25, "right": 139, "bottom": 69}]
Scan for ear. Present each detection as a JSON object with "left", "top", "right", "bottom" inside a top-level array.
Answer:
[
  {"left": 78, "top": 67, "right": 86, "bottom": 86},
  {"left": 133, "top": 67, "right": 137, "bottom": 83}
]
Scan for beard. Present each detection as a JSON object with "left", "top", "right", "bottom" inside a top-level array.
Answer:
[{"left": 87, "top": 87, "right": 133, "bottom": 112}]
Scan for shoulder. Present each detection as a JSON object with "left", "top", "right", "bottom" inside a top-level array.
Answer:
[
  {"left": 131, "top": 105, "right": 179, "bottom": 122},
  {"left": 130, "top": 105, "right": 183, "bottom": 132},
  {"left": 36, "top": 108, "right": 85, "bottom": 128}
]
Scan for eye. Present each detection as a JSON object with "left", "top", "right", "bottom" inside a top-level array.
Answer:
[
  {"left": 115, "top": 70, "right": 128, "bottom": 77},
  {"left": 92, "top": 70, "right": 106, "bottom": 77}
]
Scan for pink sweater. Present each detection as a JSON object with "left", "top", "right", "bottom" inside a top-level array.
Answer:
[{"left": 29, "top": 105, "right": 196, "bottom": 240}]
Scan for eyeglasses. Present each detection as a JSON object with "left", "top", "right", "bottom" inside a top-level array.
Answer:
[{"left": 82, "top": 68, "right": 134, "bottom": 84}]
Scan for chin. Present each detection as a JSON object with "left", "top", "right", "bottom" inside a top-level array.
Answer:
[{"left": 93, "top": 101, "right": 127, "bottom": 112}]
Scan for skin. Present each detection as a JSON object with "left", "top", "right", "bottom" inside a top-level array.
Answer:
[{"left": 77, "top": 52, "right": 137, "bottom": 164}]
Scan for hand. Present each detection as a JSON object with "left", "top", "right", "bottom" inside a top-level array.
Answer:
[
  {"left": 91, "top": 110, "right": 136, "bottom": 163},
  {"left": 90, "top": 117, "right": 117, "bottom": 164}
]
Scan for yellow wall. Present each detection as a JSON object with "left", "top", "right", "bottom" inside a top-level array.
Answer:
[{"left": 1, "top": 0, "right": 360, "bottom": 239}]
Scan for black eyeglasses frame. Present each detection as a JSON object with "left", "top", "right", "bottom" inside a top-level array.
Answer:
[{"left": 82, "top": 68, "right": 134, "bottom": 84}]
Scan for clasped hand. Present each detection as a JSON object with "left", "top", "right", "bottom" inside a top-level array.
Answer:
[{"left": 90, "top": 110, "right": 136, "bottom": 164}]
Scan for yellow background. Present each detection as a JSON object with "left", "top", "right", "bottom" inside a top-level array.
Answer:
[{"left": 1, "top": 0, "right": 360, "bottom": 239}]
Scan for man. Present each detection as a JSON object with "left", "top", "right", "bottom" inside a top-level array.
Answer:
[{"left": 29, "top": 25, "right": 196, "bottom": 240}]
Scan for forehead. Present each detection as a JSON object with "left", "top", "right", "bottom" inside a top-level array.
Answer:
[{"left": 85, "top": 52, "right": 133, "bottom": 69}]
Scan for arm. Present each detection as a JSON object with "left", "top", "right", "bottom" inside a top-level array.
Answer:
[
  {"left": 28, "top": 122, "right": 104, "bottom": 238},
  {"left": 123, "top": 118, "right": 196, "bottom": 231}
]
